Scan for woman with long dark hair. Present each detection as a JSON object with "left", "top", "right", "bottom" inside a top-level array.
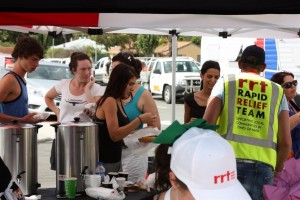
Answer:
[
  {"left": 111, "top": 52, "right": 161, "bottom": 182},
  {"left": 95, "top": 63, "right": 156, "bottom": 172}
]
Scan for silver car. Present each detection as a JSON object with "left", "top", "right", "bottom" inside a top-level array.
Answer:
[{"left": 26, "top": 61, "right": 73, "bottom": 120}]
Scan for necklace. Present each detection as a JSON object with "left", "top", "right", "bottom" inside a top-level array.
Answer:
[
  {"left": 194, "top": 91, "right": 208, "bottom": 106},
  {"left": 121, "top": 93, "right": 133, "bottom": 105},
  {"left": 121, "top": 100, "right": 128, "bottom": 105}
]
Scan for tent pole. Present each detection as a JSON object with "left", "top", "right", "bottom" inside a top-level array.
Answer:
[
  {"left": 52, "top": 37, "right": 54, "bottom": 58},
  {"left": 169, "top": 29, "right": 178, "bottom": 122},
  {"left": 94, "top": 43, "right": 97, "bottom": 63}
]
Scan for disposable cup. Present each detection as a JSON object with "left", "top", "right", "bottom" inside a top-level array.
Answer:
[
  {"left": 64, "top": 177, "right": 77, "bottom": 198},
  {"left": 118, "top": 172, "right": 129, "bottom": 181},
  {"left": 101, "top": 182, "right": 113, "bottom": 189},
  {"left": 108, "top": 172, "right": 119, "bottom": 180},
  {"left": 116, "top": 177, "right": 126, "bottom": 191}
]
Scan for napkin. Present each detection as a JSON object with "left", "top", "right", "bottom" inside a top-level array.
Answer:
[
  {"left": 32, "top": 112, "right": 50, "bottom": 120},
  {"left": 123, "top": 127, "right": 160, "bottom": 156},
  {"left": 85, "top": 187, "right": 125, "bottom": 200},
  {"left": 25, "top": 195, "right": 41, "bottom": 200}
]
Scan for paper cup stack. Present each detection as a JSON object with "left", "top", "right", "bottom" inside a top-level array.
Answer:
[{"left": 85, "top": 175, "right": 101, "bottom": 188}]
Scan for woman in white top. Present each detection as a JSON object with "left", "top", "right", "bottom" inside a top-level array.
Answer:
[
  {"left": 45, "top": 52, "right": 104, "bottom": 123},
  {"left": 45, "top": 52, "right": 104, "bottom": 170}
]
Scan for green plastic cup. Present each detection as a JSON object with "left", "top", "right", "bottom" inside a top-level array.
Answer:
[{"left": 64, "top": 177, "right": 77, "bottom": 198}]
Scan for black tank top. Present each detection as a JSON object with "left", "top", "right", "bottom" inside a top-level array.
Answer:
[
  {"left": 184, "top": 92, "right": 206, "bottom": 118},
  {"left": 95, "top": 100, "right": 130, "bottom": 163}
]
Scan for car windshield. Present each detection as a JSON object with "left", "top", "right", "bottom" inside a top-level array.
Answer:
[
  {"left": 27, "top": 64, "right": 73, "bottom": 80},
  {"left": 163, "top": 61, "right": 199, "bottom": 73}
]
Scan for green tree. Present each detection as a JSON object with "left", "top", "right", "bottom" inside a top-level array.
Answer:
[
  {"left": 0, "top": 30, "right": 22, "bottom": 46},
  {"left": 45, "top": 45, "right": 99, "bottom": 60},
  {"left": 31, "top": 34, "right": 53, "bottom": 51},
  {"left": 43, "top": 34, "right": 73, "bottom": 56},
  {"left": 91, "top": 34, "right": 135, "bottom": 51},
  {"left": 0, "top": 30, "right": 74, "bottom": 57},
  {"left": 0, "top": 30, "right": 19, "bottom": 43},
  {"left": 178, "top": 35, "right": 201, "bottom": 45},
  {"left": 158, "top": 36, "right": 169, "bottom": 46},
  {"left": 136, "top": 35, "right": 159, "bottom": 56},
  {"left": 191, "top": 36, "right": 201, "bottom": 45}
]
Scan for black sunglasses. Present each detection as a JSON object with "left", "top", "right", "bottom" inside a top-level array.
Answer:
[{"left": 282, "top": 80, "right": 298, "bottom": 89}]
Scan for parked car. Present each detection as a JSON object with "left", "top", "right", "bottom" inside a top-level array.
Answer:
[
  {"left": 149, "top": 57, "right": 201, "bottom": 104},
  {"left": 42, "top": 58, "right": 71, "bottom": 65},
  {"left": 0, "top": 53, "right": 14, "bottom": 70},
  {"left": 26, "top": 61, "right": 73, "bottom": 120},
  {"left": 94, "top": 57, "right": 111, "bottom": 85},
  {"left": 100, "top": 56, "right": 155, "bottom": 88},
  {"left": 139, "top": 57, "right": 157, "bottom": 89},
  {"left": 195, "top": 61, "right": 201, "bottom": 69}
]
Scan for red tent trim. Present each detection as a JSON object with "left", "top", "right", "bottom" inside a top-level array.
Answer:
[{"left": 0, "top": 13, "right": 99, "bottom": 26}]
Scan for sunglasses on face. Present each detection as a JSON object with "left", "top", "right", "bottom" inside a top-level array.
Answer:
[{"left": 282, "top": 80, "right": 298, "bottom": 89}]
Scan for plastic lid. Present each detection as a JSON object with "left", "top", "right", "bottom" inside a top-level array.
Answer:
[{"left": 97, "top": 161, "right": 103, "bottom": 165}]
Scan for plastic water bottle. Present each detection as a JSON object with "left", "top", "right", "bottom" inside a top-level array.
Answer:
[{"left": 95, "top": 161, "right": 106, "bottom": 183}]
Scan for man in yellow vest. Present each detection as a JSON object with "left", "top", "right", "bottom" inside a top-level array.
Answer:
[{"left": 203, "top": 45, "right": 291, "bottom": 200}]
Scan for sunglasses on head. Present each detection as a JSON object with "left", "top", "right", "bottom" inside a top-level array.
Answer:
[
  {"left": 282, "top": 80, "right": 298, "bottom": 89},
  {"left": 113, "top": 52, "right": 135, "bottom": 66},
  {"left": 120, "top": 52, "right": 134, "bottom": 62}
]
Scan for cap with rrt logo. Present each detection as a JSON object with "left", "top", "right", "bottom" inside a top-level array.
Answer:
[{"left": 170, "top": 127, "right": 251, "bottom": 200}]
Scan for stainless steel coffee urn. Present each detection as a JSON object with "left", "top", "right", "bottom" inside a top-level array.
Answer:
[
  {"left": 55, "top": 119, "right": 99, "bottom": 198},
  {"left": 0, "top": 123, "right": 41, "bottom": 195}
]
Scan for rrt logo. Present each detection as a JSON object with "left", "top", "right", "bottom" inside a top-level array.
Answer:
[
  {"left": 238, "top": 79, "right": 268, "bottom": 93},
  {"left": 214, "top": 170, "right": 235, "bottom": 184}
]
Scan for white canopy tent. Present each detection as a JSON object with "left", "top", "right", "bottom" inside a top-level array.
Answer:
[{"left": 1, "top": 13, "right": 300, "bottom": 38}]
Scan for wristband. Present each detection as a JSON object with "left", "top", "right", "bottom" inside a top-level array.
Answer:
[{"left": 138, "top": 116, "right": 143, "bottom": 124}]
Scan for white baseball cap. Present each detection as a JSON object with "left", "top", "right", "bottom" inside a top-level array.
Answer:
[{"left": 170, "top": 127, "right": 251, "bottom": 200}]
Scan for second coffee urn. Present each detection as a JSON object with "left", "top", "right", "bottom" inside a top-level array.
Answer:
[{"left": 54, "top": 119, "right": 99, "bottom": 198}]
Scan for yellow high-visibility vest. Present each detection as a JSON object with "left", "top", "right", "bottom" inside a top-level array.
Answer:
[{"left": 217, "top": 73, "right": 283, "bottom": 169}]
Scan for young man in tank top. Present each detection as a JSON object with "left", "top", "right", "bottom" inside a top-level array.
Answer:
[
  {"left": 0, "top": 35, "right": 44, "bottom": 200},
  {"left": 0, "top": 35, "right": 44, "bottom": 124}
]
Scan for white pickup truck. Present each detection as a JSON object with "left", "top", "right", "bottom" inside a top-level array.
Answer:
[{"left": 149, "top": 57, "right": 201, "bottom": 104}]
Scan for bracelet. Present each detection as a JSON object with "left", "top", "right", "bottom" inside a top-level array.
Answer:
[
  {"left": 138, "top": 116, "right": 143, "bottom": 124},
  {"left": 274, "top": 167, "right": 285, "bottom": 175}
]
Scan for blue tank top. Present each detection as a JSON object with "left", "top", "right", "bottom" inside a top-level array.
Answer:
[
  {"left": 0, "top": 71, "right": 29, "bottom": 117},
  {"left": 124, "top": 87, "right": 145, "bottom": 129}
]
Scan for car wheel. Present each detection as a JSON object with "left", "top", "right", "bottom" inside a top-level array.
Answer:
[{"left": 163, "top": 85, "right": 172, "bottom": 104}]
